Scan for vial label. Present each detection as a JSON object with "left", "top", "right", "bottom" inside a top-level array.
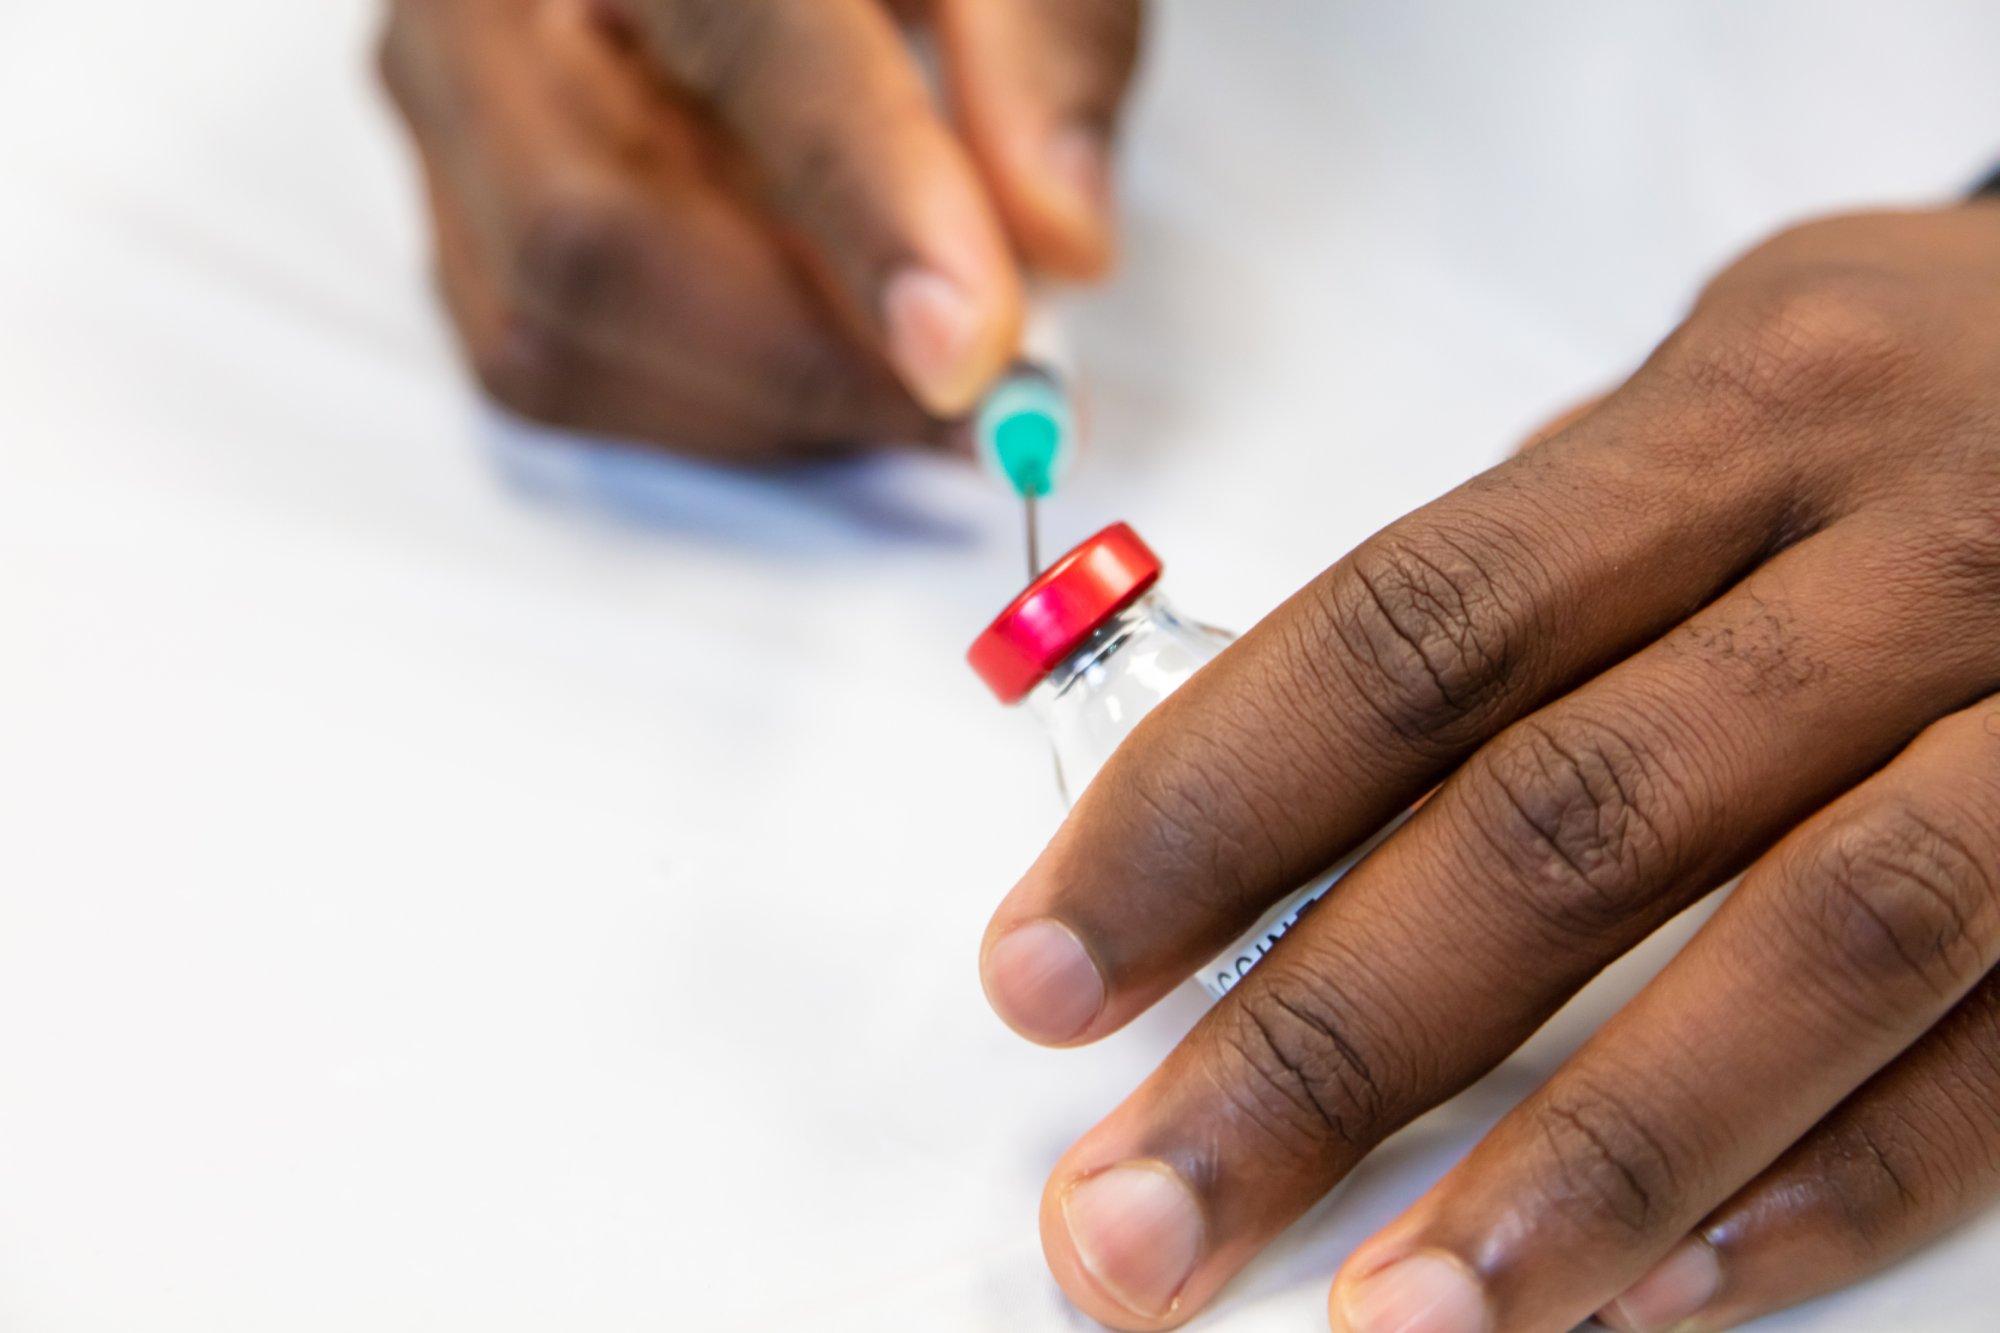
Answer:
[{"left": 1194, "top": 809, "right": 1414, "bottom": 1001}]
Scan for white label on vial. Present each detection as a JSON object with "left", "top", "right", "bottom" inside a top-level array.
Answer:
[{"left": 1194, "top": 810, "right": 1413, "bottom": 1002}]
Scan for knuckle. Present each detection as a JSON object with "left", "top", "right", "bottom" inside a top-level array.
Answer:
[
  {"left": 511, "top": 198, "right": 640, "bottom": 324},
  {"left": 1524, "top": 1078, "right": 1683, "bottom": 1237},
  {"left": 652, "top": 0, "right": 925, "bottom": 235},
  {"left": 1462, "top": 714, "right": 1681, "bottom": 945},
  {"left": 1818, "top": 1118, "right": 1934, "bottom": 1252},
  {"left": 467, "top": 316, "right": 575, "bottom": 425},
  {"left": 1207, "top": 973, "right": 1393, "bottom": 1166},
  {"left": 1316, "top": 531, "right": 1526, "bottom": 752},
  {"left": 1666, "top": 271, "right": 1925, "bottom": 428},
  {"left": 1797, "top": 801, "right": 1999, "bottom": 1008},
  {"left": 649, "top": 0, "right": 773, "bottom": 101}
]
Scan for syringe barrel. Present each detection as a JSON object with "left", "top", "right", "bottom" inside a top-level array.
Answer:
[{"left": 974, "top": 299, "right": 1084, "bottom": 498}]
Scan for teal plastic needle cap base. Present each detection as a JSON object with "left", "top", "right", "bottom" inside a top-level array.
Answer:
[{"left": 975, "top": 368, "right": 1075, "bottom": 499}]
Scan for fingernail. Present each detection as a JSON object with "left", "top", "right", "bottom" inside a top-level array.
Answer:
[
  {"left": 982, "top": 918, "right": 1104, "bottom": 1044},
  {"left": 882, "top": 266, "right": 982, "bottom": 414},
  {"left": 1046, "top": 124, "right": 1113, "bottom": 224},
  {"left": 1598, "top": 1239, "right": 1721, "bottom": 1333},
  {"left": 1333, "top": 1250, "right": 1490, "bottom": 1333},
  {"left": 1061, "top": 1161, "right": 1204, "bottom": 1319}
]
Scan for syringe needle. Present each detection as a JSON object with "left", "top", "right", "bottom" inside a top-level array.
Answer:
[
  {"left": 974, "top": 357, "right": 1071, "bottom": 583},
  {"left": 1025, "top": 492, "right": 1041, "bottom": 579}
]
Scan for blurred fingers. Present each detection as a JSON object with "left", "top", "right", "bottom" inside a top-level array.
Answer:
[
  {"left": 932, "top": 0, "right": 1142, "bottom": 277},
  {"left": 384, "top": 0, "right": 940, "bottom": 454},
  {"left": 624, "top": 0, "right": 1022, "bottom": 412}
]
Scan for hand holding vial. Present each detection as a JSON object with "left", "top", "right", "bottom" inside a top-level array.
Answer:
[{"left": 977, "top": 207, "right": 2000, "bottom": 1333}]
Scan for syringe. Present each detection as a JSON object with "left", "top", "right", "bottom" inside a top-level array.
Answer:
[
  {"left": 975, "top": 362, "right": 1075, "bottom": 579},
  {"left": 973, "top": 305, "right": 1080, "bottom": 579}
]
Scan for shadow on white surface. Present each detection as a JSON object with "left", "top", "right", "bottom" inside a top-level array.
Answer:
[{"left": 484, "top": 411, "right": 985, "bottom": 559}]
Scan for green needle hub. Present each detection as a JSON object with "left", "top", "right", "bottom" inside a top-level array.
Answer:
[{"left": 975, "top": 367, "right": 1074, "bottom": 501}]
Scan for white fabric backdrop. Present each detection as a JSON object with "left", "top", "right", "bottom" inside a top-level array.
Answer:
[{"left": 3, "top": 2, "right": 1999, "bottom": 1328}]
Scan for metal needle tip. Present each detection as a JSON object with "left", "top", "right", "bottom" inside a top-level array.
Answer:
[{"left": 1025, "top": 493, "right": 1041, "bottom": 580}]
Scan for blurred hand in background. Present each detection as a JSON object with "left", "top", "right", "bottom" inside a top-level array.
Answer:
[{"left": 380, "top": 0, "right": 1141, "bottom": 460}]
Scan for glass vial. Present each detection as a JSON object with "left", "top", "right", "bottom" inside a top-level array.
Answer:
[{"left": 969, "top": 523, "right": 1405, "bottom": 1001}]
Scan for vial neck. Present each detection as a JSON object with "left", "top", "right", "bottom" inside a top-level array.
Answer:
[{"left": 1028, "top": 592, "right": 1164, "bottom": 714}]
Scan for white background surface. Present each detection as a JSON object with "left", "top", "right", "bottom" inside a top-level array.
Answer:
[{"left": 3, "top": 2, "right": 1999, "bottom": 1329}]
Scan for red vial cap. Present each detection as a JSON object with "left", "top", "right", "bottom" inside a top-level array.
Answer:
[{"left": 967, "top": 522, "right": 1164, "bottom": 704}]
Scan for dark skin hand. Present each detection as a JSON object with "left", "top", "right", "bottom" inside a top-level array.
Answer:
[
  {"left": 379, "top": 0, "right": 1141, "bottom": 459},
  {"left": 982, "top": 203, "right": 2000, "bottom": 1331}
]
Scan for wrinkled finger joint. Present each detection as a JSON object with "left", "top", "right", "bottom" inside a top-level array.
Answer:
[
  {"left": 1324, "top": 535, "right": 1521, "bottom": 749},
  {"left": 1799, "top": 802, "right": 1999, "bottom": 1011},
  {"left": 1211, "top": 980, "right": 1389, "bottom": 1161},
  {"left": 1816, "top": 1115, "right": 1933, "bottom": 1255},
  {"left": 1528, "top": 1082, "right": 1683, "bottom": 1237},
  {"left": 1468, "top": 715, "right": 1680, "bottom": 945}
]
